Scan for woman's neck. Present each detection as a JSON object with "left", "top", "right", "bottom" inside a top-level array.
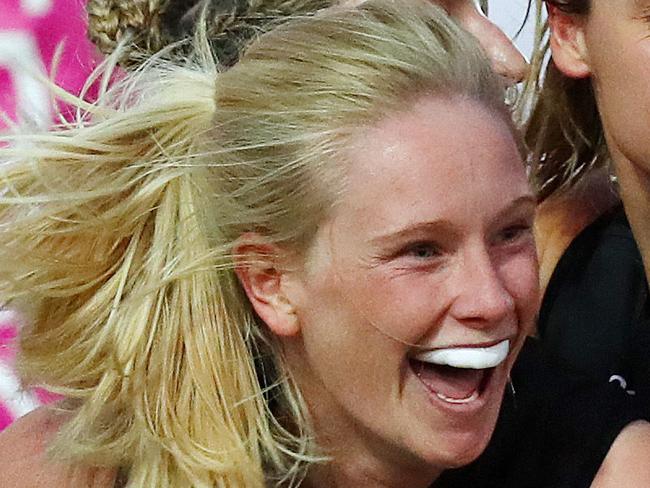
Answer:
[
  {"left": 613, "top": 156, "right": 650, "bottom": 281},
  {"left": 297, "top": 406, "right": 441, "bottom": 488},
  {"left": 286, "top": 345, "right": 442, "bottom": 488},
  {"left": 301, "top": 450, "right": 440, "bottom": 488}
]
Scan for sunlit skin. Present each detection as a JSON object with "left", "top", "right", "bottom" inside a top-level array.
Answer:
[
  {"left": 275, "top": 96, "right": 539, "bottom": 488},
  {"left": 576, "top": 0, "right": 650, "bottom": 174}
]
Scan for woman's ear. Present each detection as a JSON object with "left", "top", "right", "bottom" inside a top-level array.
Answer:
[
  {"left": 547, "top": 4, "right": 591, "bottom": 79},
  {"left": 233, "top": 234, "right": 301, "bottom": 338}
]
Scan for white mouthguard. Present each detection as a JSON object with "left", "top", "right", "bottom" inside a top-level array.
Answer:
[{"left": 412, "top": 339, "right": 510, "bottom": 369}]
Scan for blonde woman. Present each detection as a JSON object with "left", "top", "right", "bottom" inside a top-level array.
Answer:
[{"left": 0, "top": 1, "right": 542, "bottom": 486}]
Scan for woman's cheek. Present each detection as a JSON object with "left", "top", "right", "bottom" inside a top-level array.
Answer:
[
  {"left": 500, "top": 250, "right": 540, "bottom": 322},
  {"left": 358, "top": 270, "right": 447, "bottom": 341}
]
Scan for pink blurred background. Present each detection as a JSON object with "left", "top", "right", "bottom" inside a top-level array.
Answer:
[{"left": 0, "top": 0, "right": 98, "bottom": 429}]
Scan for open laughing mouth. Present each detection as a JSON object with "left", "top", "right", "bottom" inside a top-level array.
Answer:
[{"left": 409, "top": 339, "right": 510, "bottom": 405}]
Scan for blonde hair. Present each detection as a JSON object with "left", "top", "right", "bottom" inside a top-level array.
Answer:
[{"left": 0, "top": 0, "right": 508, "bottom": 486}]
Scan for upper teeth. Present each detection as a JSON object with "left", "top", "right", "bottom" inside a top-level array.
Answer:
[{"left": 412, "top": 339, "right": 510, "bottom": 369}]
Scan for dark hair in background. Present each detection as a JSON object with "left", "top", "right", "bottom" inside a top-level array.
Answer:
[
  {"left": 86, "top": 0, "right": 503, "bottom": 68},
  {"left": 87, "top": 0, "right": 334, "bottom": 68},
  {"left": 523, "top": 0, "right": 608, "bottom": 201}
]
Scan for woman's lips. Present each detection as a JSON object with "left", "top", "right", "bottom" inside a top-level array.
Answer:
[{"left": 409, "top": 339, "right": 510, "bottom": 405}]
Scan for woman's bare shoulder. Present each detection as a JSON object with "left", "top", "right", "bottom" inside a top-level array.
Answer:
[{"left": 0, "top": 407, "right": 116, "bottom": 488}]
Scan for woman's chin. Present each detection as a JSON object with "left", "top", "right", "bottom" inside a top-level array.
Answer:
[
  {"left": 438, "top": 429, "right": 494, "bottom": 467},
  {"left": 415, "top": 421, "right": 496, "bottom": 470},
  {"left": 401, "top": 365, "right": 507, "bottom": 472}
]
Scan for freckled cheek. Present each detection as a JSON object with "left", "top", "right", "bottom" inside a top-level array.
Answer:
[{"left": 354, "top": 271, "right": 447, "bottom": 343}]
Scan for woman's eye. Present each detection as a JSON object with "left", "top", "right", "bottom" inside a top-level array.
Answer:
[
  {"left": 404, "top": 242, "right": 441, "bottom": 259},
  {"left": 498, "top": 224, "right": 533, "bottom": 244}
]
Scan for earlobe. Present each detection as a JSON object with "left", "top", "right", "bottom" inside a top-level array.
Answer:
[
  {"left": 233, "top": 235, "right": 301, "bottom": 337},
  {"left": 547, "top": 4, "right": 591, "bottom": 79}
]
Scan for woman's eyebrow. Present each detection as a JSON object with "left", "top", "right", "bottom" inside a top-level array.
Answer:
[
  {"left": 369, "top": 194, "right": 536, "bottom": 247},
  {"left": 369, "top": 220, "right": 460, "bottom": 248}
]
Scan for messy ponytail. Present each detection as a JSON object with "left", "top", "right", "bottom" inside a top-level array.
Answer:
[
  {"left": 0, "top": 0, "right": 510, "bottom": 485},
  {"left": 0, "top": 45, "right": 313, "bottom": 486}
]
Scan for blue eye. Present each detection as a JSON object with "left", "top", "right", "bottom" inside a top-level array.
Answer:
[{"left": 405, "top": 242, "right": 441, "bottom": 259}]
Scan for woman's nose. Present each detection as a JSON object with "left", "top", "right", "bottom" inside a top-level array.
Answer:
[
  {"left": 449, "top": 248, "right": 516, "bottom": 326},
  {"left": 460, "top": 8, "right": 530, "bottom": 85}
]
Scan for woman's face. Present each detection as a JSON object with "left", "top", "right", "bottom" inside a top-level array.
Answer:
[
  {"left": 282, "top": 96, "right": 539, "bottom": 484},
  {"left": 586, "top": 0, "right": 650, "bottom": 173},
  {"left": 551, "top": 0, "right": 650, "bottom": 173}
]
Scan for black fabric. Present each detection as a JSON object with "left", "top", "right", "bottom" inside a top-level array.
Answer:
[
  {"left": 538, "top": 205, "right": 650, "bottom": 394},
  {"left": 434, "top": 205, "right": 650, "bottom": 488}
]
